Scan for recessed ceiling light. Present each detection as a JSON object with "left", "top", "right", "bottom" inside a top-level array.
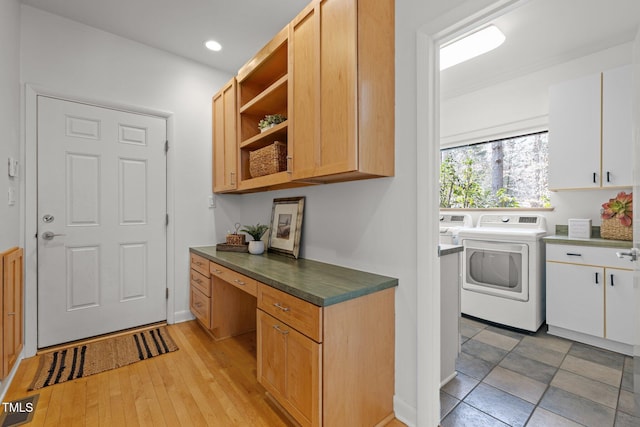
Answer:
[
  {"left": 440, "top": 25, "right": 505, "bottom": 70},
  {"left": 205, "top": 40, "right": 222, "bottom": 52}
]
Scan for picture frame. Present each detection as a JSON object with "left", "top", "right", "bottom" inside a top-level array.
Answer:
[{"left": 268, "top": 197, "right": 305, "bottom": 258}]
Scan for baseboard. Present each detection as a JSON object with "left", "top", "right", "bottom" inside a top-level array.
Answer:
[
  {"left": 173, "top": 310, "right": 195, "bottom": 324},
  {"left": 0, "top": 349, "right": 25, "bottom": 402},
  {"left": 393, "top": 395, "right": 416, "bottom": 427}
]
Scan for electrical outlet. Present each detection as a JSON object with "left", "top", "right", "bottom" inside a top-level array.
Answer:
[
  {"left": 8, "top": 157, "right": 18, "bottom": 177},
  {"left": 8, "top": 188, "right": 15, "bottom": 206},
  {"left": 208, "top": 194, "right": 216, "bottom": 208}
]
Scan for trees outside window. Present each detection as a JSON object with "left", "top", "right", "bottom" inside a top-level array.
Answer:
[{"left": 440, "top": 131, "right": 550, "bottom": 209}]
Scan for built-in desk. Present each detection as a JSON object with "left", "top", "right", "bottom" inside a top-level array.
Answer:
[{"left": 189, "top": 247, "right": 398, "bottom": 427}]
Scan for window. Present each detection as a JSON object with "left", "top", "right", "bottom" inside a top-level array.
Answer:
[{"left": 440, "top": 131, "right": 550, "bottom": 208}]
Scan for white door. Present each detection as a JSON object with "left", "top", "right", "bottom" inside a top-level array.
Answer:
[{"left": 37, "top": 96, "right": 167, "bottom": 347}]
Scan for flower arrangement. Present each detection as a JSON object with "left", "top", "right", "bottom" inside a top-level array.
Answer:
[
  {"left": 601, "top": 191, "right": 633, "bottom": 226},
  {"left": 258, "top": 114, "right": 286, "bottom": 131},
  {"left": 241, "top": 223, "right": 269, "bottom": 241}
]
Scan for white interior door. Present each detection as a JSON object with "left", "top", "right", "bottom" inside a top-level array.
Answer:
[{"left": 37, "top": 96, "right": 167, "bottom": 347}]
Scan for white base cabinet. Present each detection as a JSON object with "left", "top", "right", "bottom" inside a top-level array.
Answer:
[{"left": 546, "top": 243, "right": 634, "bottom": 354}]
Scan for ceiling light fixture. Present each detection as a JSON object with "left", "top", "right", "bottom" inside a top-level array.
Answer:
[
  {"left": 440, "top": 25, "right": 505, "bottom": 70},
  {"left": 205, "top": 40, "right": 222, "bottom": 52}
]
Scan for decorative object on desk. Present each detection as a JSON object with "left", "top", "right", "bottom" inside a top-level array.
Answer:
[
  {"left": 601, "top": 191, "right": 633, "bottom": 241},
  {"left": 568, "top": 218, "right": 591, "bottom": 239},
  {"left": 268, "top": 197, "right": 305, "bottom": 258},
  {"left": 241, "top": 223, "right": 269, "bottom": 255},
  {"left": 226, "top": 222, "right": 246, "bottom": 245},
  {"left": 258, "top": 114, "right": 286, "bottom": 132},
  {"left": 249, "top": 141, "right": 287, "bottom": 178}
]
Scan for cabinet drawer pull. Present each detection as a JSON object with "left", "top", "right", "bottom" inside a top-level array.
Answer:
[
  {"left": 273, "top": 302, "right": 290, "bottom": 312},
  {"left": 195, "top": 302, "right": 203, "bottom": 309},
  {"left": 595, "top": 272, "right": 599, "bottom": 284},
  {"left": 273, "top": 325, "right": 289, "bottom": 335},
  {"left": 610, "top": 274, "right": 615, "bottom": 287},
  {"left": 566, "top": 253, "right": 582, "bottom": 257},
  {"left": 234, "top": 279, "right": 246, "bottom": 286},
  {"left": 194, "top": 278, "right": 202, "bottom": 285},
  {"left": 213, "top": 269, "right": 223, "bottom": 275}
]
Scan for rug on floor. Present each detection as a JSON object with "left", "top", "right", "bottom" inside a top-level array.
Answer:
[{"left": 29, "top": 326, "right": 178, "bottom": 390}]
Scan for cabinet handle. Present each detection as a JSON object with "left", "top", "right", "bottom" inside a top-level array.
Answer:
[
  {"left": 593, "top": 172, "right": 597, "bottom": 183},
  {"left": 610, "top": 274, "right": 615, "bottom": 287},
  {"left": 213, "top": 269, "right": 223, "bottom": 275},
  {"left": 595, "top": 272, "right": 599, "bottom": 285},
  {"left": 273, "top": 325, "right": 289, "bottom": 335},
  {"left": 194, "top": 278, "right": 202, "bottom": 285},
  {"left": 273, "top": 302, "right": 290, "bottom": 312},
  {"left": 195, "top": 302, "right": 203, "bottom": 309},
  {"left": 606, "top": 171, "right": 611, "bottom": 183},
  {"left": 230, "top": 172, "right": 236, "bottom": 186},
  {"left": 566, "top": 253, "right": 582, "bottom": 257},
  {"left": 286, "top": 156, "right": 292, "bottom": 174},
  {"left": 234, "top": 279, "right": 246, "bottom": 286}
]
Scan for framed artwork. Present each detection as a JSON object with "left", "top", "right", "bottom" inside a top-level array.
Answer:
[{"left": 268, "top": 197, "right": 305, "bottom": 258}]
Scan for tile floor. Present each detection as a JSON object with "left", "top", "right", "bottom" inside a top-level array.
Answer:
[{"left": 440, "top": 317, "right": 638, "bottom": 427}]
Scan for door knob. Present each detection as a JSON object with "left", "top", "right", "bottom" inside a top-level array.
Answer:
[
  {"left": 616, "top": 248, "right": 639, "bottom": 262},
  {"left": 42, "top": 231, "right": 65, "bottom": 241}
]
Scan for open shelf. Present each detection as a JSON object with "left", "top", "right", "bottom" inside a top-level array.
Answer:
[{"left": 240, "top": 121, "right": 288, "bottom": 149}]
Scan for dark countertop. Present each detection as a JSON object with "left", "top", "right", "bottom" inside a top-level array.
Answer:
[
  {"left": 190, "top": 246, "right": 398, "bottom": 307},
  {"left": 543, "top": 235, "right": 633, "bottom": 249},
  {"left": 439, "top": 244, "right": 463, "bottom": 256}
]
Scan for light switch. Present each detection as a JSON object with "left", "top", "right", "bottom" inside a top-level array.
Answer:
[
  {"left": 8, "top": 157, "right": 18, "bottom": 177},
  {"left": 8, "top": 188, "right": 15, "bottom": 206}
]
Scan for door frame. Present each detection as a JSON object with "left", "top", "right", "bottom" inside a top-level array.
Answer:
[
  {"left": 23, "top": 84, "right": 175, "bottom": 357},
  {"left": 415, "top": 0, "right": 526, "bottom": 424}
]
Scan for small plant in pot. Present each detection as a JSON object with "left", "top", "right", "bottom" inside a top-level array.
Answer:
[
  {"left": 241, "top": 223, "right": 269, "bottom": 254},
  {"left": 258, "top": 114, "right": 286, "bottom": 132}
]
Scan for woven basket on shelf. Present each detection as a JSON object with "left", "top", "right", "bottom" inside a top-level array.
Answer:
[
  {"left": 249, "top": 141, "right": 287, "bottom": 178},
  {"left": 226, "top": 234, "right": 246, "bottom": 245},
  {"left": 600, "top": 218, "right": 632, "bottom": 241}
]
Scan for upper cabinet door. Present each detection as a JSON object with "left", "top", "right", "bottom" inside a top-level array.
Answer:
[
  {"left": 602, "top": 65, "right": 633, "bottom": 188},
  {"left": 548, "top": 73, "right": 601, "bottom": 190},
  {"left": 290, "top": 2, "right": 320, "bottom": 180},
  {"left": 212, "top": 78, "right": 237, "bottom": 193}
]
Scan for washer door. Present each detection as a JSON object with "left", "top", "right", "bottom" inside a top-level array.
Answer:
[{"left": 462, "top": 239, "right": 529, "bottom": 301}]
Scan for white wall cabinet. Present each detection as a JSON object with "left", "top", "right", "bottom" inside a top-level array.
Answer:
[
  {"left": 548, "top": 65, "right": 632, "bottom": 190},
  {"left": 546, "top": 243, "right": 634, "bottom": 354}
]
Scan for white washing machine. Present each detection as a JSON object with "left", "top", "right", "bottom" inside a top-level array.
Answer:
[
  {"left": 457, "top": 214, "right": 547, "bottom": 332},
  {"left": 439, "top": 213, "right": 473, "bottom": 245}
]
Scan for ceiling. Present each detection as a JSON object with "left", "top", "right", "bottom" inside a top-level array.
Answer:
[{"left": 20, "top": 0, "right": 640, "bottom": 96}]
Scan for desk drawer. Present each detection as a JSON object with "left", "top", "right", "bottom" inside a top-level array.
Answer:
[
  {"left": 190, "top": 286, "right": 211, "bottom": 328},
  {"left": 210, "top": 262, "right": 257, "bottom": 297},
  {"left": 190, "top": 253, "right": 210, "bottom": 277},
  {"left": 258, "top": 283, "right": 322, "bottom": 342},
  {"left": 190, "top": 269, "right": 211, "bottom": 297}
]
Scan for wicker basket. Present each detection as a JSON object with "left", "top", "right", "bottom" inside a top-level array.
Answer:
[
  {"left": 249, "top": 141, "right": 287, "bottom": 178},
  {"left": 600, "top": 218, "right": 632, "bottom": 241},
  {"left": 226, "top": 234, "right": 246, "bottom": 245}
]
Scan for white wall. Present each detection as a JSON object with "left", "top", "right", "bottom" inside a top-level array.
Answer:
[
  {"left": 20, "top": 5, "right": 230, "bottom": 338},
  {"left": 440, "top": 43, "right": 635, "bottom": 232},
  {"left": 0, "top": 0, "right": 21, "bottom": 250}
]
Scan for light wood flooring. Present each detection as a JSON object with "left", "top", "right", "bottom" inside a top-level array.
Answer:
[{"left": 4, "top": 321, "right": 406, "bottom": 426}]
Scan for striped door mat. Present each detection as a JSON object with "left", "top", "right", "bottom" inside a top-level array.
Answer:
[{"left": 29, "top": 326, "right": 178, "bottom": 390}]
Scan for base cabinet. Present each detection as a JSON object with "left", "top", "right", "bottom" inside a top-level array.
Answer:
[
  {"left": 257, "top": 310, "right": 321, "bottom": 426},
  {"left": 1, "top": 247, "right": 23, "bottom": 378},
  {"left": 546, "top": 243, "right": 634, "bottom": 352}
]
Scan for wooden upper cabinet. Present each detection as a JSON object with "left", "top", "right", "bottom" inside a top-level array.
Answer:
[
  {"left": 290, "top": 0, "right": 395, "bottom": 182},
  {"left": 212, "top": 78, "right": 238, "bottom": 193}
]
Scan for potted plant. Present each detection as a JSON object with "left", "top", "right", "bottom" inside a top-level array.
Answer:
[
  {"left": 601, "top": 191, "right": 633, "bottom": 240},
  {"left": 241, "top": 223, "right": 269, "bottom": 254},
  {"left": 258, "top": 114, "right": 286, "bottom": 132}
]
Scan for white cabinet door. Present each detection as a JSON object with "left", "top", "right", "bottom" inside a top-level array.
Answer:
[
  {"left": 605, "top": 268, "right": 634, "bottom": 344},
  {"left": 546, "top": 262, "right": 604, "bottom": 337},
  {"left": 602, "top": 65, "right": 633, "bottom": 187},
  {"left": 548, "top": 73, "right": 601, "bottom": 189}
]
